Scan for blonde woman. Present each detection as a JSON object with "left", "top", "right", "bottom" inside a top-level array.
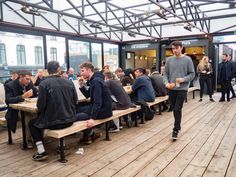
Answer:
[{"left": 197, "top": 56, "right": 214, "bottom": 102}]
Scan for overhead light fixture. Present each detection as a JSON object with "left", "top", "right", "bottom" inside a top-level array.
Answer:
[
  {"left": 21, "top": 6, "right": 40, "bottom": 16},
  {"left": 183, "top": 24, "right": 192, "bottom": 32},
  {"left": 90, "top": 23, "right": 102, "bottom": 30},
  {"left": 128, "top": 32, "right": 136, "bottom": 38},
  {"left": 157, "top": 8, "right": 167, "bottom": 20}
]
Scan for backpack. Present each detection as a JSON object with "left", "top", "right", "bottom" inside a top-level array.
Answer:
[{"left": 135, "top": 101, "right": 155, "bottom": 121}]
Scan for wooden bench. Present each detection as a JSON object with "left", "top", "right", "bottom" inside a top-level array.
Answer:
[
  {"left": 147, "top": 95, "right": 169, "bottom": 115},
  {"left": 0, "top": 111, "right": 7, "bottom": 125},
  {"left": 45, "top": 106, "right": 141, "bottom": 162},
  {"left": 186, "top": 87, "right": 200, "bottom": 102}
]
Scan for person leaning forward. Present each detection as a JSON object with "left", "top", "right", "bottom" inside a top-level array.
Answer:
[{"left": 5, "top": 70, "right": 38, "bottom": 134}]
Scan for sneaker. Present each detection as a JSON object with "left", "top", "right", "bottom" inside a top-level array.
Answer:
[
  {"left": 90, "top": 132, "right": 102, "bottom": 142},
  {"left": 109, "top": 128, "right": 120, "bottom": 133},
  {"left": 199, "top": 98, "right": 202, "bottom": 102},
  {"left": 210, "top": 98, "right": 215, "bottom": 102},
  {"left": 219, "top": 99, "right": 225, "bottom": 102},
  {"left": 27, "top": 140, "right": 34, "bottom": 149},
  {"left": 79, "top": 136, "right": 92, "bottom": 145},
  {"left": 172, "top": 130, "right": 178, "bottom": 141},
  {"left": 32, "top": 152, "right": 48, "bottom": 161}
]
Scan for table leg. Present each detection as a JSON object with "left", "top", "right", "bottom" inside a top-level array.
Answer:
[{"left": 21, "top": 111, "right": 27, "bottom": 150}]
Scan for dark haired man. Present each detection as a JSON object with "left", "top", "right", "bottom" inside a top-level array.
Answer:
[
  {"left": 4, "top": 70, "right": 19, "bottom": 86},
  {"left": 104, "top": 71, "right": 133, "bottom": 132},
  {"left": 77, "top": 62, "right": 112, "bottom": 144},
  {"left": 5, "top": 70, "right": 38, "bottom": 147},
  {"left": 131, "top": 68, "right": 155, "bottom": 102},
  {"left": 163, "top": 41, "right": 195, "bottom": 140},
  {"left": 29, "top": 61, "right": 81, "bottom": 161},
  {"left": 218, "top": 53, "right": 234, "bottom": 102}
]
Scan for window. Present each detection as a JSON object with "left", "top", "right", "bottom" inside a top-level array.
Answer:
[
  {"left": 46, "top": 35, "right": 66, "bottom": 68},
  {"left": 16, "top": 44, "right": 26, "bottom": 65},
  {"left": 0, "top": 43, "right": 6, "bottom": 65},
  {"left": 103, "top": 43, "right": 119, "bottom": 71},
  {"left": 50, "top": 47, "right": 57, "bottom": 61},
  {"left": 91, "top": 43, "right": 102, "bottom": 70},
  {"left": 35, "top": 46, "right": 43, "bottom": 65},
  {"left": 68, "top": 40, "right": 90, "bottom": 74}
]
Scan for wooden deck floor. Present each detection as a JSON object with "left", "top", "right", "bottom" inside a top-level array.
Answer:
[{"left": 1, "top": 93, "right": 236, "bottom": 177}]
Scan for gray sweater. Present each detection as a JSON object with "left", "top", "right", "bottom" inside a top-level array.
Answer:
[{"left": 163, "top": 55, "right": 195, "bottom": 91}]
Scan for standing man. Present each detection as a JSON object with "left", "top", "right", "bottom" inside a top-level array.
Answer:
[
  {"left": 29, "top": 61, "right": 80, "bottom": 161},
  {"left": 218, "top": 54, "right": 234, "bottom": 102},
  {"left": 163, "top": 41, "right": 195, "bottom": 140},
  {"left": 77, "top": 62, "right": 113, "bottom": 144}
]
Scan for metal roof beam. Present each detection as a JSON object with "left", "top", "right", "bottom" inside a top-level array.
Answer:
[
  {"left": 106, "top": 4, "right": 125, "bottom": 29},
  {"left": 66, "top": 0, "right": 84, "bottom": 17},
  {"left": 85, "top": 0, "right": 107, "bottom": 24}
]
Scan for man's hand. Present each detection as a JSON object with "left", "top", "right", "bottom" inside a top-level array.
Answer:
[
  {"left": 176, "top": 78, "right": 184, "bottom": 83},
  {"left": 166, "top": 83, "right": 175, "bottom": 90},
  {"left": 22, "top": 89, "right": 33, "bottom": 99},
  {"left": 87, "top": 119, "right": 95, "bottom": 128}
]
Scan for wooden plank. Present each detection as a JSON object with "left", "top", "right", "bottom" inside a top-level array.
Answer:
[
  {"left": 202, "top": 107, "right": 236, "bottom": 176},
  {"left": 188, "top": 87, "right": 199, "bottom": 92},
  {"left": 9, "top": 102, "right": 37, "bottom": 113},
  {"left": 158, "top": 102, "right": 235, "bottom": 177},
  {"left": 112, "top": 102, "right": 225, "bottom": 177},
  {"left": 147, "top": 95, "right": 168, "bottom": 107},
  {"left": 45, "top": 106, "right": 141, "bottom": 139},
  {"left": 225, "top": 141, "right": 236, "bottom": 177},
  {"left": 65, "top": 101, "right": 211, "bottom": 176},
  {"left": 180, "top": 101, "right": 236, "bottom": 177}
]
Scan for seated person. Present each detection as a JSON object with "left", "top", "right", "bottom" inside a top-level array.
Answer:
[
  {"left": 5, "top": 70, "right": 38, "bottom": 147},
  {"left": 150, "top": 71, "right": 168, "bottom": 111},
  {"left": 131, "top": 68, "right": 155, "bottom": 102},
  {"left": 104, "top": 71, "right": 134, "bottom": 132},
  {"left": 28, "top": 61, "right": 86, "bottom": 161},
  {"left": 4, "top": 70, "right": 19, "bottom": 86},
  {"left": 68, "top": 67, "right": 77, "bottom": 81},
  {"left": 77, "top": 62, "right": 113, "bottom": 144},
  {"left": 121, "top": 68, "right": 134, "bottom": 86},
  {"left": 32, "top": 69, "right": 44, "bottom": 86}
]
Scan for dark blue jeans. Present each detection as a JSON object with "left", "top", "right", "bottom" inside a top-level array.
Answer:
[
  {"left": 168, "top": 90, "right": 187, "bottom": 132},
  {"left": 29, "top": 113, "right": 89, "bottom": 142}
]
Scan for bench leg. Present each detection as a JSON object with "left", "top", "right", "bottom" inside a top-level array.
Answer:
[
  {"left": 158, "top": 104, "right": 162, "bottom": 115},
  {"left": 7, "top": 124, "right": 13, "bottom": 145},
  {"left": 193, "top": 91, "right": 195, "bottom": 99},
  {"left": 104, "top": 122, "right": 111, "bottom": 141},
  {"left": 58, "top": 138, "right": 67, "bottom": 163},
  {"left": 140, "top": 112, "right": 144, "bottom": 124}
]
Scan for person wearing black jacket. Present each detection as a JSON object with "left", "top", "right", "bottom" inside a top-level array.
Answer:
[
  {"left": 28, "top": 61, "right": 84, "bottom": 161},
  {"left": 5, "top": 70, "right": 38, "bottom": 146},
  {"left": 218, "top": 54, "right": 234, "bottom": 102},
  {"left": 77, "top": 62, "right": 113, "bottom": 144}
]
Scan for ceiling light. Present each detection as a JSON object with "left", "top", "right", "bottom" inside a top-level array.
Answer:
[
  {"left": 183, "top": 24, "right": 192, "bottom": 31},
  {"left": 90, "top": 23, "right": 102, "bottom": 30},
  {"left": 157, "top": 9, "right": 167, "bottom": 20},
  {"left": 128, "top": 32, "right": 136, "bottom": 38}
]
